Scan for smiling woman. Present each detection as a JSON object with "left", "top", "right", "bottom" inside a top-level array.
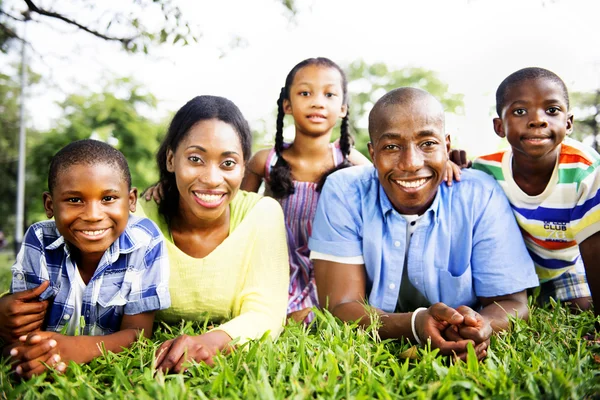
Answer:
[{"left": 136, "top": 96, "right": 289, "bottom": 372}]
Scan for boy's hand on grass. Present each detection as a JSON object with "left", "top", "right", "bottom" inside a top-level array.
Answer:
[
  {"left": 415, "top": 302, "right": 485, "bottom": 360},
  {"left": 155, "top": 330, "right": 232, "bottom": 373},
  {"left": 0, "top": 281, "right": 50, "bottom": 342},
  {"left": 142, "top": 182, "right": 164, "bottom": 204},
  {"left": 9, "top": 332, "right": 66, "bottom": 379}
]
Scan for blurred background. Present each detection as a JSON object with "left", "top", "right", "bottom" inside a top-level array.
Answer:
[{"left": 1, "top": 0, "right": 599, "bottom": 253}]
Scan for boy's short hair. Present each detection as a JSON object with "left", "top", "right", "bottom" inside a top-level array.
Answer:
[
  {"left": 496, "top": 67, "right": 569, "bottom": 116},
  {"left": 48, "top": 139, "right": 132, "bottom": 193}
]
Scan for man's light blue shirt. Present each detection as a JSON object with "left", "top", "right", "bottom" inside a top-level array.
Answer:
[{"left": 309, "top": 166, "right": 539, "bottom": 312}]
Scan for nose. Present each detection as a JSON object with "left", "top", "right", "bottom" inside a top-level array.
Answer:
[
  {"left": 83, "top": 201, "right": 103, "bottom": 221},
  {"left": 311, "top": 93, "right": 325, "bottom": 108},
  {"left": 398, "top": 145, "right": 424, "bottom": 172},
  {"left": 199, "top": 164, "right": 223, "bottom": 187},
  {"left": 528, "top": 110, "right": 548, "bottom": 128}
]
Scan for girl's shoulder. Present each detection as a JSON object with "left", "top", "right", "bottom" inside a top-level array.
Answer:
[
  {"left": 246, "top": 148, "right": 272, "bottom": 177},
  {"left": 348, "top": 148, "right": 371, "bottom": 166}
]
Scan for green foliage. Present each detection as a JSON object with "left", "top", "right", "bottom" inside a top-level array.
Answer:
[
  {"left": 1, "top": 275, "right": 599, "bottom": 400},
  {"left": 346, "top": 60, "right": 465, "bottom": 156},
  {"left": 571, "top": 90, "right": 600, "bottom": 152},
  {"left": 24, "top": 78, "right": 166, "bottom": 223},
  {"left": 0, "top": 66, "right": 41, "bottom": 245}
]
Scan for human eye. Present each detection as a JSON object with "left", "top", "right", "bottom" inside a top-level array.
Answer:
[
  {"left": 188, "top": 155, "right": 202, "bottom": 163},
  {"left": 222, "top": 159, "right": 237, "bottom": 169},
  {"left": 547, "top": 106, "right": 560, "bottom": 115},
  {"left": 67, "top": 197, "right": 82, "bottom": 203},
  {"left": 512, "top": 108, "right": 527, "bottom": 116},
  {"left": 102, "top": 196, "right": 116, "bottom": 202},
  {"left": 383, "top": 144, "right": 399, "bottom": 151},
  {"left": 299, "top": 91, "right": 310, "bottom": 97},
  {"left": 325, "top": 92, "right": 336, "bottom": 98},
  {"left": 420, "top": 140, "right": 437, "bottom": 148}
]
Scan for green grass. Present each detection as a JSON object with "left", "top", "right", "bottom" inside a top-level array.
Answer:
[{"left": 1, "top": 252, "right": 599, "bottom": 399}]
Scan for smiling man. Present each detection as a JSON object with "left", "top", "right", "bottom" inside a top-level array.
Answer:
[{"left": 309, "top": 88, "right": 539, "bottom": 360}]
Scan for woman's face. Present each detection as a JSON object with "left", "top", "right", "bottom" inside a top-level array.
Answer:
[{"left": 166, "top": 119, "right": 245, "bottom": 225}]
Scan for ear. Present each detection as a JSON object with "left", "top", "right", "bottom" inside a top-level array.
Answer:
[
  {"left": 493, "top": 118, "right": 505, "bottom": 138},
  {"left": 129, "top": 187, "right": 138, "bottom": 213},
  {"left": 339, "top": 103, "right": 348, "bottom": 118},
  {"left": 566, "top": 113, "right": 574, "bottom": 135},
  {"left": 367, "top": 142, "right": 375, "bottom": 162},
  {"left": 445, "top": 134, "right": 452, "bottom": 154},
  {"left": 43, "top": 192, "right": 54, "bottom": 218},
  {"left": 283, "top": 98, "right": 292, "bottom": 115},
  {"left": 166, "top": 148, "right": 175, "bottom": 173}
]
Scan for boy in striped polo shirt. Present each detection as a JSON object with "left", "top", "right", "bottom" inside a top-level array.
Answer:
[{"left": 473, "top": 67, "right": 600, "bottom": 314}]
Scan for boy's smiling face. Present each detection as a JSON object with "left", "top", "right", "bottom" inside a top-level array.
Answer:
[
  {"left": 368, "top": 95, "right": 450, "bottom": 215},
  {"left": 43, "top": 162, "right": 137, "bottom": 264},
  {"left": 494, "top": 78, "right": 573, "bottom": 162}
]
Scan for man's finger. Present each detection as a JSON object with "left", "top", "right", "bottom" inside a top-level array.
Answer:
[{"left": 428, "top": 303, "right": 464, "bottom": 325}]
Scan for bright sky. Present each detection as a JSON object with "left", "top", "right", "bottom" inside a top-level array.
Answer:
[{"left": 4, "top": 0, "right": 600, "bottom": 156}]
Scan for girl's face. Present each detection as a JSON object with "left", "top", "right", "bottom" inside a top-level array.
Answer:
[
  {"left": 284, "top": 65, "right": 347, "bottom": 137},
  {"left": 166, "top": 119, "right": 245, "bottom": 225}
]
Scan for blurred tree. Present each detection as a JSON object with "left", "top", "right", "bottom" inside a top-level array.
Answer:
[
  {"left": 25, "top": 78, "right": 166, "bottom": 221},
  {"left": 0, "top": 0, "right": 297, "bottom": 54},
  {"left": 571, "top": 90, "right": 600, "bottom": 153},
  {"left": 345, "top": 60, "right": 464, "bottom": 155},
  {"left": 0, "top": 67, "right": 41, "bottom": 244}
]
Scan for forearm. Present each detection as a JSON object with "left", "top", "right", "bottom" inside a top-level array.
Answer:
[
  {"left": 479, "top": 299, "right": 528, "bottom": 332},
  {"left": 331, "top": 301, "right": 414, "bottom": 341},
  {"left": 59, "top": 329, "right": 142, "bottom": 364}
]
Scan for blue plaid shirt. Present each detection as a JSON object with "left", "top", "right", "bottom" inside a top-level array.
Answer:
[{"left": 11, "top": 215, "right": 171, "bottom": 335}]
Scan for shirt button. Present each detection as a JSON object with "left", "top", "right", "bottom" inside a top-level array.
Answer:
[
  {"left": 394, "top": 241, "right": 401, "bottom": 247},
  {"left": 15, "top": 273, "right": 24, "bottom": 280},
  {"left": 389, "top": 283, "right": 396, "bottom": 290},
  {"left": 63, "top": 314, "right": 70, "bottom": 321}
]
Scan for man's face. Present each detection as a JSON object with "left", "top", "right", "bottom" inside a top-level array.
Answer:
[{"left": 368, "top": 99, "right": 449, "bottom": 215}]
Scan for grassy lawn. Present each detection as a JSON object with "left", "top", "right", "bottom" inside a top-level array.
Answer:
[{"left": 1, "top": 251, "right": 599, "bottom": 399}]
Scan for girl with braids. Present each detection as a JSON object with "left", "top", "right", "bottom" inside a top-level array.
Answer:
[{"left": 242, "top": 58, "right": 370, "bottom": 323}]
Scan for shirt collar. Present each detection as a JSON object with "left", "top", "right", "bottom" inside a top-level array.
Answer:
[{"left": 377, "top": 175, "right": 442, "bottom": 224}]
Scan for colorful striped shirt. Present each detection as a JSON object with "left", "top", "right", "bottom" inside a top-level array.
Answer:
[
  {"left": 264, "top": 142, "right": 344, "bottom": 318},
  {"left": 473, "top": 137, "right": 600, "bottom": 282},
  {"left": 11, "top": 215, "right": 171, "bottom": 335}
]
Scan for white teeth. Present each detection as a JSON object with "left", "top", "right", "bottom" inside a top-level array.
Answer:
[
  {"left": 395, "top": 178, "right": 428, "bottom": 188},
  {"left": 82, "top": 229, "right": 106, "bottom": 236},
  {"left": 194, "top": 192, "right": 223, "bottom": 203}
]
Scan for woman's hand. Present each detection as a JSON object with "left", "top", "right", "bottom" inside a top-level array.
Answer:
[{"left": 155, "top": 330, "right": 232, "bottom": 373}]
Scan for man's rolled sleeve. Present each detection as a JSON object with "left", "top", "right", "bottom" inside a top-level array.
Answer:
[
  {"left": 471, "top": 181, "right": 539, "bottom": 298},
  {"left": 308, "top": 173, "right": 363, "bottom": 258}
]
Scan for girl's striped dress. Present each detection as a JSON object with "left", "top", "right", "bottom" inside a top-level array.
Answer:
[{"left": 264, "top": 143, "right": 344, "bottom": 321}]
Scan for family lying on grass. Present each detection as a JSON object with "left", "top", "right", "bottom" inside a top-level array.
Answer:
[{"left": 1, "top": 61, "right": 599, "bottom": 380}]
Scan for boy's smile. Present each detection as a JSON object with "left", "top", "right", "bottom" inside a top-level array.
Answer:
[
  {"left": 43, "top": 163, "right": 137, "bottom": 268},
  {"left": 494, "top": 78, "right": 573, "bottom": 163}
]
